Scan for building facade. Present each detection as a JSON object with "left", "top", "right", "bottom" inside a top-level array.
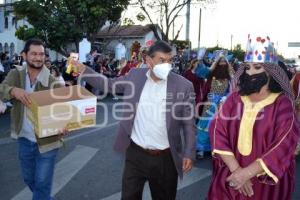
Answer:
[
  {"left": 0, "top": 0, "right": 28, "bottom": 58},
  {"left": 0, "top": 0, "right": 63, "bottom": 61},
  {"left": 96, "top": 24, "right": 163, "bottom": 59}
]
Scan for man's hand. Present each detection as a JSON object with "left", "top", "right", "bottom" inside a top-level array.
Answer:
[
  {"left": 71, "top": 60, "right": 87, "bottom": 74},
  {"left": 182, "top": 158, "right": 193, "bottom": 173},
  {"left": 10, "top": 87, "right": 31, "bottom": 107},
  {"left": 226, "top": 167, "right": 252, "bottom": 190},
  {"left": 58, "top": 127, "right": 69, "bottom": 139}
]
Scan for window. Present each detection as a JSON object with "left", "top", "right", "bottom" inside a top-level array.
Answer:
[
  {"left": 12, "top": 17, "right": 16, "bottom": 27},
  {"left": 10, "top": 43, "right": 15, "bottom": 57},
  {"left": 4, "top": 17, "right": 8, "bottom": 29},
  {"left": 4, "top": 43, "right": 9, "bottom": 53}
]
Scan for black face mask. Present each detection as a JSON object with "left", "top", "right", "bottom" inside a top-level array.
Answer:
[
  {"left": 209, "top": 65, "right": 230, "bottom": 80},
  {"left": 238, "top": 72, "right": 269, "bottom": 95}
]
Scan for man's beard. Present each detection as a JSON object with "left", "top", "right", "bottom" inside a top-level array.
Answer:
[
  {"left": 27, "top": 60, "right": 44, "bottom": 69},
  {"left": 238, "top": 72, "right": 269, "bottom": 96}
]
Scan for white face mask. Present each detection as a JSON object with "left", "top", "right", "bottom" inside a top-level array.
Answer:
[{"left": 152, "top": 63, "right": 172, "bottom": 80}]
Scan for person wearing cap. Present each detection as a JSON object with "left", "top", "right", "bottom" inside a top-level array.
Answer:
[{"left": 206, "top": 36, "right": 299, "bottom": 200}]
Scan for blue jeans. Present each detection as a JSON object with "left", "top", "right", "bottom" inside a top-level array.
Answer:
[{"left": 18, "top": 137, "right": 58, "bottom": 200}]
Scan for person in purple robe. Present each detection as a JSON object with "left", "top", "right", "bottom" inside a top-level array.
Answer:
[
  {"left": 183, "top": 59, "right": 206, "bottom": 118},
  {"left": 207, "top": 35, "right": 300, "bottom": 200}
]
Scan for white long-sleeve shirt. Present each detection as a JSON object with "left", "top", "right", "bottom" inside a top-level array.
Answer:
[{"left": 130, "top": 71, "right": 170, "bottom": 150}]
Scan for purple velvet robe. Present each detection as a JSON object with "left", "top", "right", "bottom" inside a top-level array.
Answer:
[
  {"left": 183, "top": 69, "right": 205, "bottom": 116},
  {"left": 183, "top": 69, "right": 205, "bottom": 105},
  {"left": 207, "top": 92, "right": 300, "bottom": 200}
]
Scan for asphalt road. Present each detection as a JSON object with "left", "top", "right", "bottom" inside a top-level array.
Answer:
[{"left": 0, "top": 98, "right": 299, "bottom": 200}]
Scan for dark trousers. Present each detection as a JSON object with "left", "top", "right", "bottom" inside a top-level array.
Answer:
[{"left": 121, "top": 142, "right": 178, "bottom": 200}]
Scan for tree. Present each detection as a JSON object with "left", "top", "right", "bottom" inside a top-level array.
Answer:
[
  {"left": 205, "top": 44, "right": 245, "bottom": 61},
  {"left": 14, "top": 0, "right": 129, "bottom": 55},
  {"left": 123, "top": 17, "right": 135, "bottom": 26},
  {"left": 230, "top": 44, "right": 245, "bottom": 61},
  {"left": 131, "top": 0, "right": 215, "bottom": 42}
]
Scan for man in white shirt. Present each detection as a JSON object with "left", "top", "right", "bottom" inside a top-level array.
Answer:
[{"left": 78, "top": 41, "right": 196, "bottom": 200}]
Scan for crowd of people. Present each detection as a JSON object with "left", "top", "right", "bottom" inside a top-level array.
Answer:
[{"left": 0, "top": 37, "right": 300, "bottom": 200}]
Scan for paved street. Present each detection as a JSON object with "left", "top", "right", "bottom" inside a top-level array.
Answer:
[{"left": 0, "top": 98, "right": 299, "bottom": 200}]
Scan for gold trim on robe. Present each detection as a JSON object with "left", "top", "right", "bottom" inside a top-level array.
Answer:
[
  {"left": 238, "top": 93, "right": 280, "bottom": 156},
  {"left": 256, "top": 159, "right": 279, "bottom": 183},
  {"left": 212, "top": 104, "right": 235, "bottom": 157},
  {"left": 212, "top": 149, "right": 234, "bottom": 156}
]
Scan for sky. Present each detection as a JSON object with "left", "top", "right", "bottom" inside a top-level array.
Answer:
[
  {"left": 1, "top": 0, "right": 299, "bottom": 58},
  {"left": 123, "top": 0, "right": 300, "bottom": 58}
]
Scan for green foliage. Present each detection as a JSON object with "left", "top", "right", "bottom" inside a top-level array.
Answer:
[
  {"left": 123, "top": 17, "right": 135, "bottom": 26},
  {"left": 13, "top": 0, "right": 129, "bottom": 55},
  {"left": 4, "top": 10, "right": 9, "bottom": 17},
  {"left": 136, "top": 12, "right": 145, "bottom": 22},
  {"left": 277, "top": 54, "right": 285, "bottom": 61},
  {"left": 171, "top": 40, "right": 191, "bottom": 49},
  {"left": 229, "top": 44, "right": 245, "bottom": 61},
  {"left": 206, "top": 45, "right": 221, "bottom": 53},
  {"left": 15, "top": 25, "right": 39, "bottom": 41}
]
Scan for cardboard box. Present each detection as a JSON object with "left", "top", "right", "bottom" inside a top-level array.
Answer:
[{"left": 27, "top": 85, "right": 97, "bottom": 138}]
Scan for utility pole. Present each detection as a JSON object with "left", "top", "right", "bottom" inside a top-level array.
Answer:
[
  {"left": 186, "top": 0, "right": 191, "bottom": 60},
  {"left": 172, "top": 20, "right": 175, "bottom": 40},
  {"left": 198, "top": 7, "right": 202, "bottom": 49},
  {"left": 186, "top": 0, "right": 191, "bottom": 41}
]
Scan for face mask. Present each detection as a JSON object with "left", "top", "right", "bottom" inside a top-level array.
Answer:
[
  {"left": 238, "top": 72, "right": 268, "bottom": 95},
  {"left": 152, "top": 63, "right": 172, "bottom": 80}
]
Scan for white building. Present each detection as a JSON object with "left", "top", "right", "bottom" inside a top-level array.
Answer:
[
  {"left": 96, "top": 24, "right": 163, "bottom": 59},
  {"left": 0, "top": 0, "right": 27, "bottom": 58},
  {"left": 0, "top": 0, "right": 63, "bottom": 61}
]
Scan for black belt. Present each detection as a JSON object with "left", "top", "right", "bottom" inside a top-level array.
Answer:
[{"left": 130, "top": 140, "right": 171, "bottom": 156}]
